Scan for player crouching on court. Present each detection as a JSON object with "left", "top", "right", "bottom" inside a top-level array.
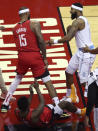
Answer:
[{"left": 15, "top": 80, "right": 86, "bottom": 128}]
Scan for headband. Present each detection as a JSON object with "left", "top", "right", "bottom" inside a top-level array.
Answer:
[
  {"left": 71, "top": 5, "right": 83, "bottom": 11},
  {"left": 19, "top": 9, "right": 30, "bottom": 14}
]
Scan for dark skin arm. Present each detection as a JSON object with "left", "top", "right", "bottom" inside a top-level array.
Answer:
[
  {"left": 83, "top": 46, "right": 98, "bottom": 54},
  {"left": 48, "top": 18, "right": 85, "bottom": 44},
  {"left": 30, "top": 21, "right": 48, "bottom": 68},
  {"left": 30, "top": 21, "right": 46, "bottom": 58},
  {"left": 28, "top": 84, "right": 34, "bottom": 105},
  {"left": 58, "top": 20, "right": 79, "bottom": 43},
  {"left": 31, "top": 80, "right": 45, "bottom": 123}
]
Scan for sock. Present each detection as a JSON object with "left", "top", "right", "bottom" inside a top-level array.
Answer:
[
  {"left": 66, "top": 89, "right": 71, "bottom": 97},
  {"left": 52, "top": 97, "right": 59, "bottom": 105},
  {"left": 75, "top": 108, "right": 81, "bottom": 115},
  {"left": 3, "top": 74, "right": 23, "bottom": 106}
]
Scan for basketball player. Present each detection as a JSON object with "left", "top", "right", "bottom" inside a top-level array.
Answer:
[
  {"left": 83, "top": 68, "right": 98, "bottom": 131},
  {"left": 1, "top": 7, "right": 59, "bottom": 112},
  {"left": 83, "top": 47, "right": 98, "bottom": 131},
  {"left": 15, "top": 81, "right": 86, "bottom": 128},
  {"left": 47, "top": 3, "right": 96, "bottom": 100}
]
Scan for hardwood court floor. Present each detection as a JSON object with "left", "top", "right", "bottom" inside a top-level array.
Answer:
[{"left": 59, "top": 5, "right": 98, "bottom": 70}]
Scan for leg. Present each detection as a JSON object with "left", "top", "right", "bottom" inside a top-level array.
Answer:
[
  {"left": 35, "top": 69, "right": 59, "bottom": 105},
  {"left": 0, "top": 68, "right": 8, "bottom": 99},
  {"left": 53, "top": 100, "right": 86, "bottom": 116},
  {"left": 79, "top": 55, "right": 95, "bottom": 97},
  {"left": 94, "top": 108, "right": 98, "bottom": 131},
  {"left": 44, "top": 80, "right": 57, "bottom": 98},
  {"left": 0, "top": 68, "right": 7, "bottom": 93},
  {"left": 41, "top": 71, "right": 59, "bottom": 104},
  {"left": 1, "top": 74, "right": 23, "bottom": 112},
  {"left": 32, "top": 56, "right": 59, "bottom": 105},
  {"left": 65, "top": 71, "right": 74, "bottom": 89},
  {"left": 86, "top": 81, "right": 97, "bottom": 117},
  {"left": 3, "top": 74, "right": 23, "bottom": 105},
  {"left": 65, "top": 53, "right": 79, "bottom": 97},
  {"left": 44, "top": 80, "right": 59, "bottom": 104},
  {"left": 58, "top": 101, "right": 77, "bottom": 113}
]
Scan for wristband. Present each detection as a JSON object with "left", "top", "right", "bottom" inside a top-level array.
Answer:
[{"left": 54, "top": 39, "right": 58, "bottom": 44}]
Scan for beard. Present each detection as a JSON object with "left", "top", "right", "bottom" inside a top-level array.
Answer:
[{"left": 71, "top": 12, "right": 77, "bottom": 20}]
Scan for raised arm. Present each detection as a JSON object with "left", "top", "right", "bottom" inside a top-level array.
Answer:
[
  {"left": 31, "top": 80, "right": 45, "bottom": 123},
  {"left": 28, "top": 84, "right": 34, "bottom": 105}
]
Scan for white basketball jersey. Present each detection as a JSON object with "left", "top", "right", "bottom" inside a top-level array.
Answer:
[{"left": 75, "top": 16, "right": 93, "bottom": 49}]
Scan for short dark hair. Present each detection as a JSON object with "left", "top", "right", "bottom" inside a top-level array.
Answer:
[
  {"left": 72, "top": 3, "right": 83, "bottom": 8},
  {"left": 17, "top": 96, "right": 29, "bottom": 112}
]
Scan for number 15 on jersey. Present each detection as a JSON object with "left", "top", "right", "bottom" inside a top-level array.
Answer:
[{"left": 19, "top": 34, "right": 27, "bottom": 47}]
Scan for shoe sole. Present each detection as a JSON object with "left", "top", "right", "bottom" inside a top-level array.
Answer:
[
  {"left": 60, "top": 113, "right": 71, "bottom": 118},
  {"left": 1, "top": 109, "right": 8, "bottom": 113}
]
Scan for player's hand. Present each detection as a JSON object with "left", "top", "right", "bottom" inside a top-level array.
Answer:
[
  {"left": 45, "top": 40, "right": 50, "bottom": 46},
  {"left": 82, "top": 45, "right": 90, "bottom": 53},
  {"left": 44, "top": 58, "right": 48, "bottom": 69},
  {"left": 46, "top": 39, "right": 54, "bottom": 46},
  {"left": 33, "top": 79, "right": 39, "bottom": 89},
  {"left": 49, "top": 39, "right": 54, "bottom": 45},
  {"left": 0, "top": 26, "right": 5, "bottom": 30}
]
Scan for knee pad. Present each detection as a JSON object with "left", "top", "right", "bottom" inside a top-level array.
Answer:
[{"left": 41, "top": 75, "right": 51, "bottom": 83}]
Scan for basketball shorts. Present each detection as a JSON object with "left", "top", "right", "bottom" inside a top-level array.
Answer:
[
  {"left": 16, "top": 52, "right": 46, "bottom": 78},
  {"left": 66, "top": 51, "right": 96, "bottom": 84}
]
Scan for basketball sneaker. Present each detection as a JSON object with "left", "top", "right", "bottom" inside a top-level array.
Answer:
[
  {"left": 1, "top": 104, "right": 9, "bottom": 113},
  {"left": 80, "top": 108, "right": 86, "bottom": 117}
]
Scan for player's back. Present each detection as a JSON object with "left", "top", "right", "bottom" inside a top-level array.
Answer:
[
  {"left": 15, "top": 106, "right": 53, "bottom": 128},
  {"left": 13, "top": 20, "right": 40, "bottom": 52}
]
